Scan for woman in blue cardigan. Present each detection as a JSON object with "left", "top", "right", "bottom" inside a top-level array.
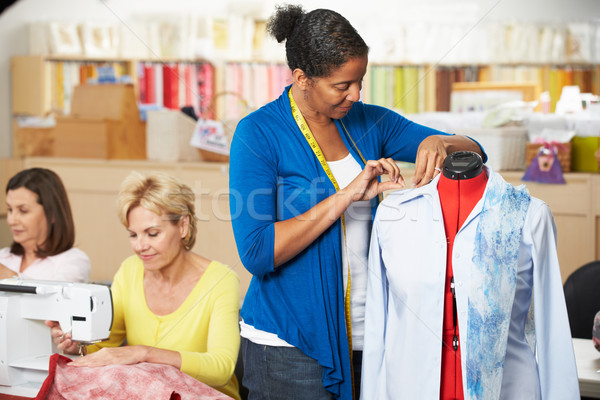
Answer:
[{"left": 229, "top": 5, "right": 485, "bottom": 399}]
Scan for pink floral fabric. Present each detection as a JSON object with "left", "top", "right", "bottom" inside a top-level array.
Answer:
[
  {"left": 36, "top": 354, "right": 233, "bottom": 400},
  {"left": 593, "top": 310, "right": 600, "bottom": 352}
]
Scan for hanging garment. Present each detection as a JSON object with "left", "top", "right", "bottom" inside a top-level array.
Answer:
[{"left": 361, "top": 167, "right": 579, "bottom": 400}]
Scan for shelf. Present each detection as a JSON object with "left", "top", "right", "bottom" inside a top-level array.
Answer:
[{"left": 43, "top": 55, "right": 212, "bottom": 64}]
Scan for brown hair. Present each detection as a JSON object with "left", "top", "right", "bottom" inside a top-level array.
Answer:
[
  {"left": 6, "top": 168, "right": 75, "bottom": 257},
  {"left": 117, "top": 171, "right": 197, "bottom": 250}
]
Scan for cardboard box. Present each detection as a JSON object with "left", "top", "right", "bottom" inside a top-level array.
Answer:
[
  {"left": 12, "top": 120, "right": 55, "bottom": 157},
  {"left": 53, "top": 84, "right": 146, "bottom": 159},
  {"left": 54, "top": 117, "right": 146, "bottom": 159}
]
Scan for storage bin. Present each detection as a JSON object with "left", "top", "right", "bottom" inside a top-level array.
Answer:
[
  {"left": 571, "top": 136, "right": 599, "bottom": 172},
  {"left": 146, "top": 109, "right": 202, "bottom": 162},
  {"left": 459, "top": 127, "right": 528, "bottom": 171}
]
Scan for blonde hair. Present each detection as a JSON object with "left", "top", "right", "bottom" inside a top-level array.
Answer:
[{"left": 117, "top": 171, "right": 197, "bottom": 250}]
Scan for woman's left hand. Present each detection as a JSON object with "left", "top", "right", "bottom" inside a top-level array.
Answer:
[
  {"left": 412, "top": 135, "right": 447, "bottom": 187},
  {"left": 412, "top": 134, "right": 484, "bottom": 187},
  {"left": 70, "top": 345, "right": 149, "bottom": 367}
]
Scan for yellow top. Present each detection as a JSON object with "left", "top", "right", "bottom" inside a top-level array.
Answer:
[{"left": 88, "top": 255, "right": 241, "bottom": 400}]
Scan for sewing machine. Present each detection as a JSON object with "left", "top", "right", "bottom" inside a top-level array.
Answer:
[{"left": 0, "top": 278, "right": 113, "bottom": 397}]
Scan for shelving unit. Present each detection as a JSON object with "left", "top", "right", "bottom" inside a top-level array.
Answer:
[
  {"left": 363, "top": 63, "right": 600, "bottom": 113},
  {"left": 11, "top": 55, "right": 137, "bottom": 116},
  {"left": 9, "top": 55, "right": 215, "bottom": 117},
  {"left": 10, "top": 55, "right": 217, "bottom": 158},
  {"left": 12, "top": 55, "right": 600, "bottom": 118}
]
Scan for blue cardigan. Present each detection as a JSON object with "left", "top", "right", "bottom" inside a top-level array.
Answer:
[{"left": 229, "top": 85, "right": 477, "bottom": 399}]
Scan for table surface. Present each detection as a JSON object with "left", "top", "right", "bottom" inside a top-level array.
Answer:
[{"left": 573, "top": 338, "right": 600, "bottom": 398}]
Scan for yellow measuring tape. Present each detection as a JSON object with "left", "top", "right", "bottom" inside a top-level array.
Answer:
[
  {"left": 339, "top": 120, "right": 383, "bottom": 204},
  {"left": 289, "top": 89, "right": 356, "bottom": 399}
]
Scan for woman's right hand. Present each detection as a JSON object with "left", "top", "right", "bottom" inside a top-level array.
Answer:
[
  {"left": 342, "top": 157, "right": 405, "bottom": 202},
  {"left": 45, "top": 320, "right": 80, "bottom": 355},
  {"left": 273, "top": 157, "right": 404, "bottom": 267}
]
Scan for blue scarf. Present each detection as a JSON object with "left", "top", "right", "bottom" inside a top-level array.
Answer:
[{"left": 466, "top": 172, "right": 531, "bottom": 400}]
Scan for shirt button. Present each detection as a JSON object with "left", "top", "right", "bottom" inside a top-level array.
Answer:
[
  {"left": 458, "top": 281, "right": 463, "bottom": 287},
  {"left": 455, "top": 252, "right": 460, "bottom": 259}
]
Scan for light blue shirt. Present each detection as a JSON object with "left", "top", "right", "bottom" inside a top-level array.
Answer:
[{"left": 361, "top": 167, "right": 579, "bottom": 400}]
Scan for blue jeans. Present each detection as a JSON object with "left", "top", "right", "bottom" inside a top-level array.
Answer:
[
  {"left": 241, "top": 338, "right": 334, "bottom": 400},
  {"left": 352, "top": 350, "right": 362, "bottom": 400}
]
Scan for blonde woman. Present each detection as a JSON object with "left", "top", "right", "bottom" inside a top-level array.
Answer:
[{"left": 47, "top": 171, "right": 241, "bottom": 400}]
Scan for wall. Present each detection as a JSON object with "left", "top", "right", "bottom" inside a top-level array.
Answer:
[
  {"left": 0, "top": 0, "right": 598, "bottom": 158},
  {"left": 0, "top": 219, "right": 10, "bottom": 248}
]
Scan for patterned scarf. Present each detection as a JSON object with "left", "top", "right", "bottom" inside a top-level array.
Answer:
[{"left": 466, "top": 172, "right": 531, "bottom": 400}]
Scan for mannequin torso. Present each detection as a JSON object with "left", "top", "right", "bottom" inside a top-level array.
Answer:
[{"left": 437, "top": 152, "right": 487, "bottom": 400}]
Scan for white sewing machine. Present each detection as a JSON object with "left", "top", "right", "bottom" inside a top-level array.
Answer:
[{"left": 0, "top": 278, "right": 113, "bottom": 397}]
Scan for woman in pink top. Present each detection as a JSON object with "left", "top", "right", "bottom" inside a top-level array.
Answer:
[{"left": 0, "top": 168, "right": 90, "bottom": 282}]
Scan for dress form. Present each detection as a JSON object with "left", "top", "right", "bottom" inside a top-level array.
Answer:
[{"left": 437, "top": 152, "right": 487, "bottom": 400}]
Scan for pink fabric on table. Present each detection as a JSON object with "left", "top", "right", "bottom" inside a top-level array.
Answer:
[
  {"left": 36, "top": 354, "right": 233, "bottom": 400},
  {"left": 593, "top": 311, "right": 600, "bottom": 352}
]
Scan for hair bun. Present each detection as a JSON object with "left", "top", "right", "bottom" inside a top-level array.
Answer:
[{"left": 266, "top": 4, "right": 305, "bottom": 43}]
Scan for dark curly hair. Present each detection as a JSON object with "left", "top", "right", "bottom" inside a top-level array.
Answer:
[{"left": 267, "top": 4, "right": 369, "bottom": 79}]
